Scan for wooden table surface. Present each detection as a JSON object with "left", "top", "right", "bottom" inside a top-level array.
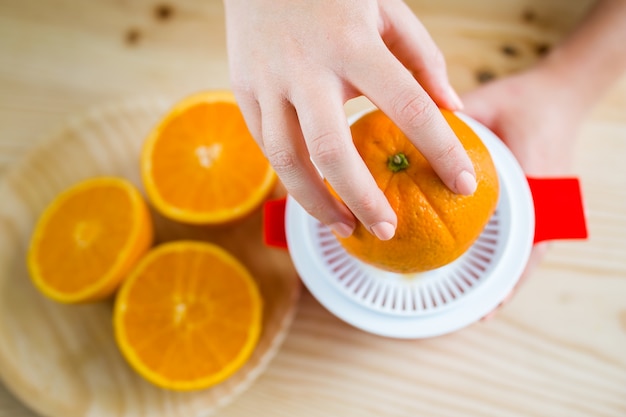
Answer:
[{"left": 1, "top": 0, "right": 625, "bottom": 416}]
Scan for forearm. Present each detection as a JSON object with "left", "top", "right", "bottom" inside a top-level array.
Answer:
[{"left": 537, "top": 0, "right": 626, "bottom": 109}]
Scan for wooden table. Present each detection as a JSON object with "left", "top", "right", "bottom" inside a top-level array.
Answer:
[{"left": 1, "top": 0, "right": 625, "bottom": 416}]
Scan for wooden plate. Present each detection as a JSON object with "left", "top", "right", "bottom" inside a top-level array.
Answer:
[{"left": 0, "top": 97, "right": 301, "bottom": 417}]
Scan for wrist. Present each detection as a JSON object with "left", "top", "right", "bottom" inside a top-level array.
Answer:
[{"left": 534, "top": 51, "right": 612, "bottom": 113}]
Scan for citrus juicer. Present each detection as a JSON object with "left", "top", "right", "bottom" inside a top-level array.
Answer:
[{"left": 263, "top": 111, "right": 588, "bottom": 339}]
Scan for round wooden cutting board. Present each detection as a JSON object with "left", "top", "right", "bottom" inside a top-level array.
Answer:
[{"left": 0, "top": 96, "right": 301, "bottom": 417}]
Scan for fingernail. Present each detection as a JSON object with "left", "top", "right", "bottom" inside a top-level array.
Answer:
[
  {"left": 456, "top": 170, "right": 477, "bottom": 195},
  {"left": 330, "top": 222, "right": 354, "bottom": 238},
  {"left": 448, "top": 85, "right": 464, "bottom": 110},
  {"left": 370, "top": 222, "right": 395, "bottom": 241}
]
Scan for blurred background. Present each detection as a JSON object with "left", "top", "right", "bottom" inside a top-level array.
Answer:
[{"left": 5, "top": 0, "right": 621, "bottom": 174}]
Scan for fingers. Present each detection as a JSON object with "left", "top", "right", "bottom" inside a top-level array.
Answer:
[
  {"left": 347, "top": 45, "right": 477, "bottom": 196},
  {"left": 259, "top": 95, "right": 357, "bottom": 237},
  {"left": 379, "top": 0, "right": 463, "bottom": 111},
  {"left": 291, "top": 86, "right": 398, "bottom": 240},
  {"left": 257, "top": 85, "right": 399, "bottom": 240},
  {"left": 229, "top": 0, "right": 476, "bottom": 240},
  {"left": 232, "top": 89, "right": 264, "bottom": 150}
]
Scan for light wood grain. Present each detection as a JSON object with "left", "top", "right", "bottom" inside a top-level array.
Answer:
[
  {"left": 0, "top": 97, "right": 301, "bottom": 417},
  {"left": 1, "top": 0, "right": 625, "bottom": 416}
]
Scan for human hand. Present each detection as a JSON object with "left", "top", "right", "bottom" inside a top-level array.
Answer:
[
  {"left": 461, "top": 0, "right": 626, "bottom": 318},
  {"left": 223, "top": 0, "right": 476, "bottom": 240},
  {"left": 462, "top": 67, "right": 586, "bottom": 318},
  {"left": 462, "top": 69, "right": 584, "bottom": 178}
]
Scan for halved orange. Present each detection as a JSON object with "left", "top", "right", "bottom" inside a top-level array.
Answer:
[
  {"left": 113, "top": 240, "right": 263, "bottom": 391},
  {"left": 27, "top": 177, "right": 153, "bottom": 303},
  {"left": 141, "top": 91, "right": 276, "bottom": 224}
]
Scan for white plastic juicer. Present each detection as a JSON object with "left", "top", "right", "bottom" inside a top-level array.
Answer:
[{"left": 264, "top": 111, "right": 588, "bottom": 339}]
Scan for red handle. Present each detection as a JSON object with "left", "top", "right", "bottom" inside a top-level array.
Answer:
[
  {"left": 263, "top": 197, "right": 288, "bottom": 249},
  {"left": 527, "top": 177, "right": 588, "bottom": 244},
  {"left": 263, "top": 178, "right": 589, "bottom": 249}
]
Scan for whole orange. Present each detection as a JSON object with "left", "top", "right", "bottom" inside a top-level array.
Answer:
[{"left": 333, "top": 109, "right": 499, "bottom": 273}]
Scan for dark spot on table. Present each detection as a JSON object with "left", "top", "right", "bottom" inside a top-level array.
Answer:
[
  {"left": 501, "top": 44, "right": 519, "bottom": 57},
  {"left": 535, "top": 43, "right": 552, "bottom": 57},
  {"left": 522, "top": 8, "right": 536, "bottom": 23},
  {"left": 125, "top": 28, "right": 141, "bottom": 45},
  {"left": 476, "top": 69, "right": 496, "bottom": 84},
  {"left": 155, "top": 3, "right": 174, "bottom": 21},
  {"left": 559, "top": 292, "right": 573, "bottom": 304},
  {"left": 619, "top": 310, "right": 626, "bottom": 333}
]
